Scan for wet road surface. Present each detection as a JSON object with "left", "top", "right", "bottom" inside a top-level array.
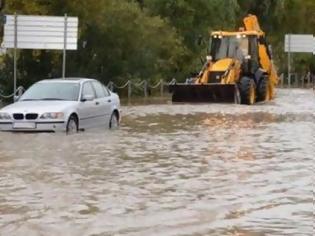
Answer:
[{"left": 0, "top": 89, "right": 314, "bottom": 236}]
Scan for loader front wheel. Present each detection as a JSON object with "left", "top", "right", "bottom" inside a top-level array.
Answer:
[{"left": 239, "top": 77, "right": 256, "bottom": 105}]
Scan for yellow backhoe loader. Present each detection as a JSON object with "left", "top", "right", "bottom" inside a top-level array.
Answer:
[{"left": 169, "top": 15, "right": 279, "bottom": 105}]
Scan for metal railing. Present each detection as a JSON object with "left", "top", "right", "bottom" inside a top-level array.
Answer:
[
  {"left": 107, "top": 74, "right": 314, "bottom": 99},
  {"left": 0, "top": 86, "right": 25, "bottom": 99},
  {"left": 107, "top": 79, "right": 176, "bottom": 99},
  {"left": 278, "top": 73, "right": 314, "bottom": 89},
  {"left": 1, "top": 74, "right": 313, "bottom": 104}
]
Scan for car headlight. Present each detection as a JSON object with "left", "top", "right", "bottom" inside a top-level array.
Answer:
[
  {"left": 0, "top": 113, "right": 11, "bottom": 120},
  {"left": 40, "top": 112, "right": 64, "bottom": 119}
]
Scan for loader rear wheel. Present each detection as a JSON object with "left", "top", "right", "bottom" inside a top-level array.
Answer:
[
  {"left": 257, "top": 76, "right": 269, "bottom": 102},
  {"left": 239, "top": 77, "right": 256, "bottom": 105}
]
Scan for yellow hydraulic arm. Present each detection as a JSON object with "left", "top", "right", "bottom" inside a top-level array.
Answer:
[{"left": 244, "top": 15, "right": 279, "bottom": 98}]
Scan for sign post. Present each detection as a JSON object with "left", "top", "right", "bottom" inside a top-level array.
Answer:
[
  {"left": 62, "top": 14, "right": 68, "bottom": 79},
  {"left": 13, "top": 13, "right": 17, "bottom": 97},
  {"left": 287, "top": 34, "right": 291, "bottom": 88},
  {"left": 285, "top": 34, "right": 315, "bottom": 88},
  {"left": 3, "top": 14, "right": 78, "bottom": 98}
]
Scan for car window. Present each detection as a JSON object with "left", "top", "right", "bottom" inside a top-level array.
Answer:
[
  {"left": 82, "top": 82, "right": 95, "bottom": 98},
  {"left": 102, "top": 85, "right": 111, "bottom": 97},
  {"left": 92, "top": 81, "right": 106, "bottom": 98},
  {"left": 20, "top": 82, "right": 80, "bottom": 101}
]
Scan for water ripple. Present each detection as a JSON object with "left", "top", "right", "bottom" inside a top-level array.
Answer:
[{"left": 0, "top": 89, "right": 314, "bottom": 236}]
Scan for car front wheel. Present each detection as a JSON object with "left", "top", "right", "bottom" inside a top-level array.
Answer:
[{"left": 66, "top": 115, "right": 78, "bottom": 134}]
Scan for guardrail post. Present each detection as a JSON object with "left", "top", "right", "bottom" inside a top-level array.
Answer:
[
  {"left": 144, "top": 80, "right": 148, "bottom": 97},
  {"left": 108, "top": 81, "right": 114, "bottom": 91},
  {"left": 143, "top": 80, "right": 148, "bottom": 97},
  {"left": 307, "top": 73, "right": 311, "bottom": 88},
  {"left": 170, "top": 78, "right": 176, "bottom": 85},
  {"left": 18, "top": 87, "right": 23, "bottom": 97},
  {"left": 128, "top": 80, "right": 132, "bottom": 99},
  {"left": 280, "top": 74, "right": 284, "bottom": 88},
  {"left": 288, "top": 74, "right": 291, "bottom": 88},
  {"left": 160, "top": 79, "right": 164, "bottom": 97}
]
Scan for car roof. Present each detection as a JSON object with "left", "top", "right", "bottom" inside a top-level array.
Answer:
[{"left": 38, "top": 78, "right": 98, "bottom": 84}]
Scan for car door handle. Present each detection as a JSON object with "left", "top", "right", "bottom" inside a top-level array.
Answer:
[
  {"left": 95, "top": 101, "right": 100, "bottom": 105},
  {"left": 107, "top": 99, "right": 111, "bottom": 103}
]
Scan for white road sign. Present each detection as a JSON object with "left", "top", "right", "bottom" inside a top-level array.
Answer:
[
  {"left": 285, "top": 34, "right": 315, "bottom": 53},
  {"left": 3, "top": 15, "right": 78, "bottom": 50}
]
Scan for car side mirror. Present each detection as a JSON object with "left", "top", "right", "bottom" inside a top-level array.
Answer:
[{"left": 81, "top": 94, "right": 94, "bottom": 102}]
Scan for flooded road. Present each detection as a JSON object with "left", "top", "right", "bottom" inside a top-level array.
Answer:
[{"left": 0, "top": 89, "right": 314, "bottom": 236}]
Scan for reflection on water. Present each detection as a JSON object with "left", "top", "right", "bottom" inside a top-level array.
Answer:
[{"left": 0, "top": 89, "right": 314, "bottom": 236}]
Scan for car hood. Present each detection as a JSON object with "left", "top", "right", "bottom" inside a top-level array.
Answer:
[{"left": 0, "top": 101, "right": 78, "bottom": 114}]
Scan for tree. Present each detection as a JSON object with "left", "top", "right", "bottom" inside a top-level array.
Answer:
[
  {"left": 1, "top": 0, "right": 187, "bottom": 91},
  {"left": 142, "top": 0, "right": 241, "bottom": 75},
  {"left": 1, "top": 0, "right": 314, "bottom": 94}
]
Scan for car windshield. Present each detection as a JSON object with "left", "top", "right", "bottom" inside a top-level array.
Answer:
[
  {"left": 20, "top": 82, "right": 80, "bottom": 101},
  {"left": 211, "top": 36, "right": 249, "bottom": 61}
]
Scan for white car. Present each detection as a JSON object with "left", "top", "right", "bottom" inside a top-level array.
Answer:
[{"left": 0, "top": 78, "right": 121, "bottom": 133}]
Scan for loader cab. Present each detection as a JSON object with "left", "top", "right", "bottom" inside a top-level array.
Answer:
[{"left": 209, "top": 33, "right": 260, "bottom": 75}]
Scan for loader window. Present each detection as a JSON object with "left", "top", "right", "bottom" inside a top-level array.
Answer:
[
  {"left": 249, "top": 36, "right": 259, "bottom": 63},
  {"left": 211, "top": 37, "right": 228, "bottom": 61},
  {"left": 210, "top": 36, "right": 249, "bottom": 62}
]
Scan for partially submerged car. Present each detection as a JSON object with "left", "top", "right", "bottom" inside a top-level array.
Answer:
[{"left": 0, "top": 78, "right": 121, "bottom": 133}]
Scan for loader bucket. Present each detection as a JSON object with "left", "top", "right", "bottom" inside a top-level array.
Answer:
[{"left": 169, "top": 84, "right": 238, "bottom": 103}]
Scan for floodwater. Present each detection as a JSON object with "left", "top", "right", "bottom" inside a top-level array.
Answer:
[{"left": 0, "top": 89, "right": 314, "bottom": 236}]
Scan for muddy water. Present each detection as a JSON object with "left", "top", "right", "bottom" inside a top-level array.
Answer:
[{"left": 0, "top": 89, "right": 314, "bottom": 236}]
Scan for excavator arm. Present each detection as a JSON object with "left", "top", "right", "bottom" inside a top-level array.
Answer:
[
  {"left": 243, "top": 14, "right": 262, "bottom": 32},
  {"left": 244, "top": 14, "right": 279, "bottom": 98}
]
